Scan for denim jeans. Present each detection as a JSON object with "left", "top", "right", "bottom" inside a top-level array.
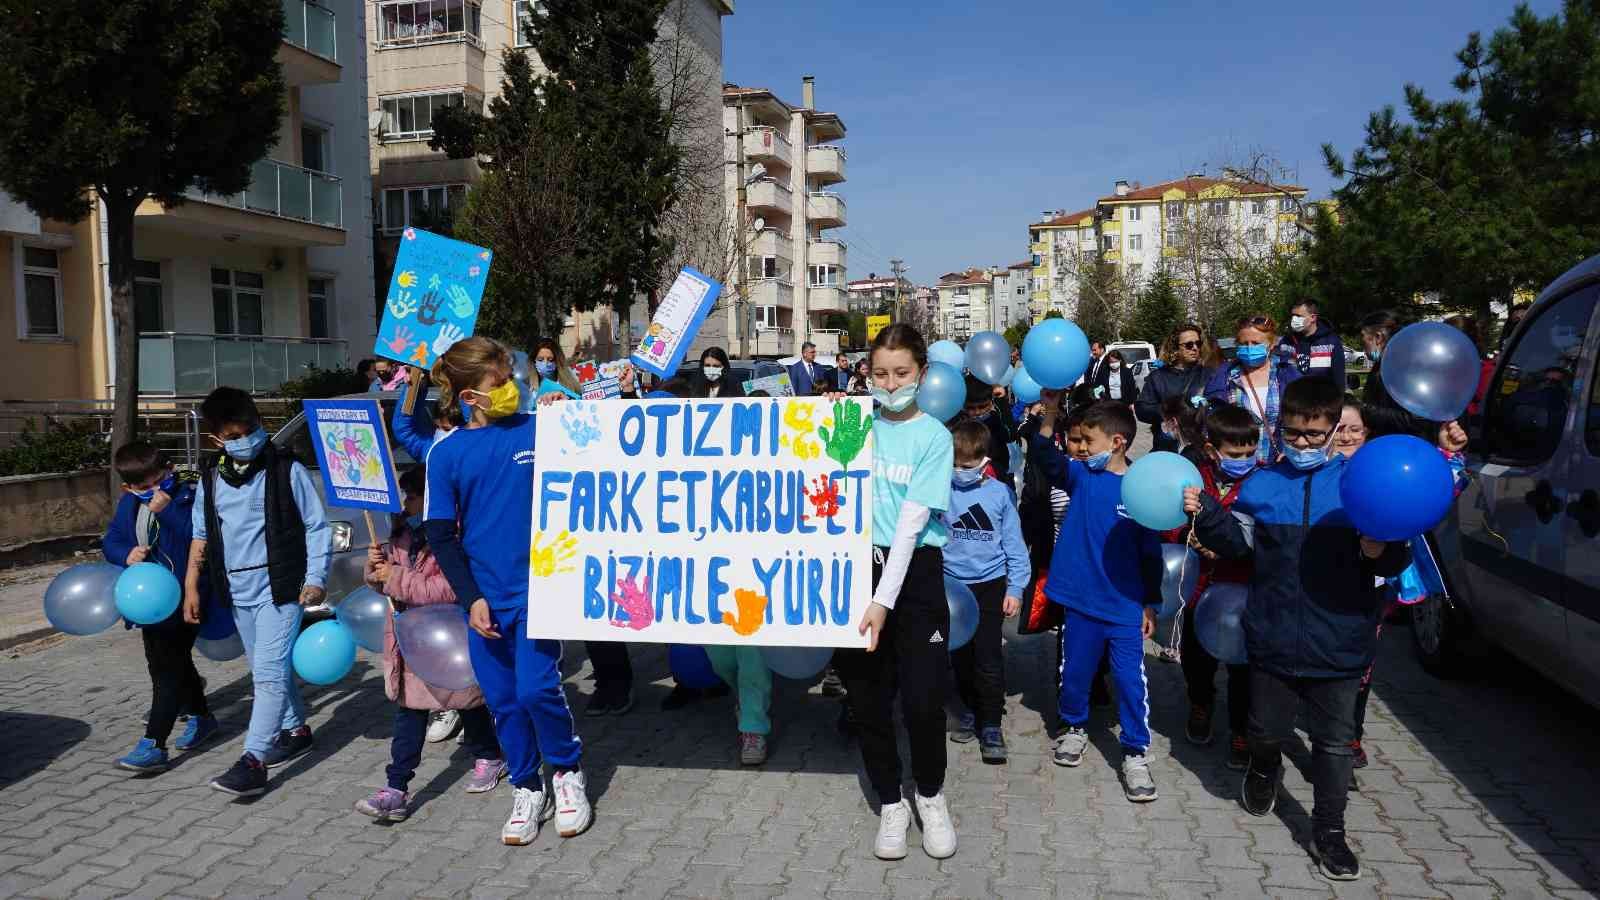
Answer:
[
  {"left": 233, "top": 601, "right": 308, "bottom": 759},
  {"left": 386, "top": 705, "right": 500, "bottom": 791},
  {"left": 1248, "top": 668, "right": 1361, "bottom": 830}
]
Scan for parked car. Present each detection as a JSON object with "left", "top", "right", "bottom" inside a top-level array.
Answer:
[
  {"left": 1422, "top": 253, "right": 1600, "bottom": 708},
  {"left": 1106, "top": 340, "right": 1156, "bottom": 365},
  {"left": 1129, "top": 358, "right": 1155, "bottom": 395}
]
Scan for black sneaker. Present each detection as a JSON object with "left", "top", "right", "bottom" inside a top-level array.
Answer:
[
  {"left": 978, "top": 726, "right": 1007, "bottom": 764},
  {"left": 1241, "top": 763, "right": 1278, "bottom": 817},
  {"left": 210, "top": 754, "right": 267, "bottom": 797},
  {"left": 1226, "top": 735, "right": 1250, "bottom": 771},
  {"left": 950, "top": 712, "right": 977, "bottom": 744},
  {"left": 585, "top": 688, "right": 617, "bottom": 717},
  {"left": 261, "top": 727, "right": 313, "bottom": 769},
  {"left": 660, "top": 684, "right": 700, "bottom": 711},
  {"left": 820, "top": 668, "right": 847, "bottom": 697},
  {"left": 1185, "top": 704, "right": 1215, "bottom": 746},
  {"left": 1310, "top": 828, "right": 1362, "bottom": 881}
]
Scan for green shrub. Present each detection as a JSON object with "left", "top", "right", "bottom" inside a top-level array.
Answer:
[
  {"left": 0, "top": 420, "right": 109, "bottom": 477},
  {"left": 279, "top": 366, "right": 372, "bottom": 413}
]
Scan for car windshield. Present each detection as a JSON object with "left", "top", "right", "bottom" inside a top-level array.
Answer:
[{"left": 1116, "top": 347, "right": 1151, "bottom": 362}]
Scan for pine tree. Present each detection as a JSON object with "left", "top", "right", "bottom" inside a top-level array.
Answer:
[{"left": 1127, "top": 272, "right": 1186, "bottom": 345}]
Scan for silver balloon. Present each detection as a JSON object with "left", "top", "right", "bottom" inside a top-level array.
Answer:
[
  {"left": 43, "top": 562, "right": 123, "bottom": 636},
  {"left": 335, "top": 586, "right": 390, "bottom": 653},
  {"left": 195, "top": 631, "right": 245, "bottom": 662},
  {"left": 964, "top": 331, "right": 1012, "bottom": 385},
  {"left": 394, "top": 604, "right": 477, "bottom": 690},
  {"left": 1381, "top": 322, "right": 1482, "bottom": 421},
  {"left": 1194, "top": 583, "right": 1249, "bottom": 665},
  {"left": 1158, "top": 543, "right": 1200, "bottom": 621}
]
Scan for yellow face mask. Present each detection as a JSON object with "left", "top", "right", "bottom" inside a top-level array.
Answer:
[{"left": 465, "top": 380, "right": 521, "bottom": 419}]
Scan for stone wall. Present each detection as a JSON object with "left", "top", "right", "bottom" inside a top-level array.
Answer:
[{"left": 0, "top": 470, "right": 113, "bottom": 548}]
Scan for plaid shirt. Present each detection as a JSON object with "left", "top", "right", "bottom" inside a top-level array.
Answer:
[{"left": 1223, "top": 363, "right": 1286, "bottom": 465}]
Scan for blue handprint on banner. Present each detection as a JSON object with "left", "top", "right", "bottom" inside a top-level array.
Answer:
[{"left": 375, "top": 228, "right": 494, "bottom": 368}]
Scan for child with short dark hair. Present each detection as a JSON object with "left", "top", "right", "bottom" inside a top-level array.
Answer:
[
  {"left": 1030, "top": 400, "right": 1164, "bottom": 802},
  {"left": 105, "top": 442, "right": 218, "bottom": 773},
  {"left": 184, "top": 387, "right": 332, "bottom": 799},
  {"left": 942, "top": 420, "right": 1029, "bottom": 762},
  {"left": 1187, "top": 377, "right": 1410, "bottom": 881}
]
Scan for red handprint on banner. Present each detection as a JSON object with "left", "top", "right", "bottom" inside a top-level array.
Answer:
[{"left": 609, "top": 574, "right": 654, "bottom": 631}]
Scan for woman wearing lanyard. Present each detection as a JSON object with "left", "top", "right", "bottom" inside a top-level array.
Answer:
[{"left": 1204, "top": 315, "right": 1302, "bottom": 465}]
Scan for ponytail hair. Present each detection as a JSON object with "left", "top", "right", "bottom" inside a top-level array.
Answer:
[{"left": 431, "top": 335, "right": 513, "bottom": 427}]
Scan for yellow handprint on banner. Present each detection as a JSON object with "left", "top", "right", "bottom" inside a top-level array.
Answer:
[
  {"left": 529, "top": 530, "right": 578, "bottom": 578},
  {"left": 777, "top": 400, "right": 822, "bottom": 460}
]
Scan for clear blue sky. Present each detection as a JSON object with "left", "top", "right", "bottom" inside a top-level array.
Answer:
[{"left": 724, "top": 0, "right": 1561, "bottom": 287}]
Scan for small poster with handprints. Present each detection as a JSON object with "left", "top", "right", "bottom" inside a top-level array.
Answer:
[
  {"left": 374, "top": 227, "right": 494, "bottom": 371},
  {"left": 301, "top": 400, "right": 402, "bottom": 513}
]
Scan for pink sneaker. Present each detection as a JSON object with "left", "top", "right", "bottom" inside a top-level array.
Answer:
[
  {"left": 467, "top": 758, "right": 508, "bottom": 794},
  {"left": 355, "top": 787, "right": 409, "bottom": 821}
]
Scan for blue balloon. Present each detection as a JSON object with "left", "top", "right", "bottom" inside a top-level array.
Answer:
[
  {"left": 1340, "top": 435, "right": 1456, "bottom": 541},
  {"left": 1194, "top": 583, "right": 1248, "bottom": 665},
  {"left": 334, "top": 586, "right": 390, "bottom": 653},
  {"left": 943, "top": 576, "right": 979, "bottom": 651},
  {"left": 197, "top": 600, "right": 237, "bottom": 640},
  {"left": 43, "top": 562, "right": 122, "bottom": 636},
  {"left": 114, "top": 562, "right": 181, "bottom": 625},
  {"left": 1158, "top": 543, "right": 1200, "bottom": 623},
  {"left": 917, "top": 362, "right": 965, "bottom": 422},
  {"left": 761, "top": 645, "right": 834, "bottom": 680},
  {"left": 964, "top": 331, "right": 1012, "bottom": 385},
  {"left": 395, "top": 604, "right": 477, "bottom": 691},
  {"left": 928, "top": 340, "right": 965, "bottom": 371},
  {"left": 1381, "top": 322, "right": 1482, "bottom": 421},
  {"left": 1121, "top": 452, "right": 1203, "bottom": 531},
  {"left": 668, "top": 644, "right": 724, "bottom": 689},
  {"left": 1021, "top": 319, "right": 1090, "bottom": 389},
  {"left": 293, "top": 620, "right": 358, "bottom": 685},
  {"left": 195, "top": 631, "right": 245, "bottom": 662},
  {"left": 1011, "top": 365, "right": 1042, "bottom": 405}
]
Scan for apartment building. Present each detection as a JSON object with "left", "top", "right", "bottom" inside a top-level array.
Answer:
[
  {"left": 1028, "top": 175, "right": 1309, "bottom": 323},
  {"left": 989, "top": 262, "right": 1032, "bottom": 332},
  {"left": 936, "top": 268, "right": 991, "bottom": 341},
  {"left": 368, "top": 0, "right": 733, "bottom": 361},
  {"left": 721, "top": 77, "right": 848, "bottom": 359},
  {"left": 0, "top": 0, "right": 374, "bottom": 401},
  {"left": 845, "top": 273, "right": 914, "bottom": 316}
]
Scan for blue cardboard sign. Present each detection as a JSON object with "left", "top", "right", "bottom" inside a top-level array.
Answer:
[
  {"left": 630, "top": 267, "right": 721, "bottom": 379},
  {"left": 375, "top": 227, "right": 494, "bottom": 370},
  {"left": 302, "top": 400, "right": 402, "bottom": 513}
]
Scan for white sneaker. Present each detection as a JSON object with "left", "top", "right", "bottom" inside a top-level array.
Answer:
[
  {"left": 426, "top": 710, "right": 461, "bottom": 743},
  {"left": 873, "top": 799, "right": 911, "bottom": 860},
  {"left": 501, "top": 785, "right": 552, "bottom": 846},
  {"left": 913, "top": 792, "right": 958, "bottom": 859},
  {"left": 552, "top": 770, "right": 593, "bottom": 838}
]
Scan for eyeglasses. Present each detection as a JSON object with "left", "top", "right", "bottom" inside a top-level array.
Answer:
[
  {"left": 1281, "top": 425, "right": 1334, "bottom": 447},
  {"left": 1178, "top": 340, "right": 1201, "bottom": 350}
]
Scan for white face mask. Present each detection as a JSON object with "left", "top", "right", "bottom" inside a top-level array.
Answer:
[
  {"left": 1291, "top": 315, "right": 1309, "bottom": 332},
  {"left": 702, "top": 365, "right": 723, "bottom": 382}
]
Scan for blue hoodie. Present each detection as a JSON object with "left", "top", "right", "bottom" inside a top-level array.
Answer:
[
  {"left": 940, "top": 475, "right": 1030, "bottom": 598},
  {"left": 102, "top": 476, "right": 217, "bottom": 628}
]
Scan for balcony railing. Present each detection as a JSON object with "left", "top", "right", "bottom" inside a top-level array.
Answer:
[
  {"left": 139, "top": 333, "right": 349, "bottom": 397},
  {"left": 283, "top": 0, "right": 337, "bottom": 62},
  {"left": 747, "top": 178, "right": 793, "bottom": 215},
  {"left": 807, "top": 191, "right": 846, "bottom": 227},
  {"left": 189, "top": 158, "right": 344, "bottom": 229},
  {"left": 744, "top": 126, "right": 792, "bottom": 169}
]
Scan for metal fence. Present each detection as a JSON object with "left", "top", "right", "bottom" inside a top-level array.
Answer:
[{"left": 0, "top": 399, "right": 299, "bottom": 472}]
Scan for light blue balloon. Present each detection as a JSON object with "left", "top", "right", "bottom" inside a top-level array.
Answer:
[
  {"left": 334, "top": 586, "right": 390, "bottom": 653},
  {"left": 1121, "top": 451, "right": 1203, "bottom": 531},
  {"left": 1011, "top": 365, "right": 1042, "bottom": 404},
  {"left": 195, "top": 631, "right": 245, "bottom": 662},
  {"left": 917, "top": 362, "right": 965, "bottom": 421},
  {"left": 43, "top": 562, "right": 122, "bottom": 636},
  {"left": 1021, "top": 319, "right": 1090, "bottom": 389},
  {"left": 1381, "top": 321, "right": 1482, "bottom": 421},
  {"left": 761, "top": 645, "right": 834, "bottom": 680},
  {"left": 114, "top": 562, "right": 181, "bottom": 625},
  {"left": 1194, "top": 583, "right": 1248, "bottom": 665},
  {"left": 293, "top": 620, "right": 358, "bottom": 685},
  {"left": 943, "top": 576, "right": 979, "bottom": 650},
  {"left": 964, "top": 331, "right": 1012, "bottom": 385},
  {"left": 928, "top": 340, "right": 965, "bottom": 371}
]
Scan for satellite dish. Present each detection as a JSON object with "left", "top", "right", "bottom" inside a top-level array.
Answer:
[{"left": 752, "top": 216, "right": 766, "bottom": 231}]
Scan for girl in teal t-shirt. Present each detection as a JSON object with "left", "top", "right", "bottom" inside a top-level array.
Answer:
[{"left": 835, "top": 324, "right": 958, "bottom": 863}]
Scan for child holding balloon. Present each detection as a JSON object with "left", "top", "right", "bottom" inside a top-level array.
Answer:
[
  {"left": 105, "top": 441, "right": 218, "bottom": 774},
  {"left": 1185, "top": 378, "right": 1411, "bottom": 882},
  {"left": 355, "top": 464, "right": 507, "bottom": 822}
]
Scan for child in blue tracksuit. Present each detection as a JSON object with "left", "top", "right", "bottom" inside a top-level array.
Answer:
[
  {"left": 423, "top": 336, "right": 590, "bottom": 847},
  {"left": 941, "top": 419, "right": 1029, "bottom": 763},
  {"left": 105, "top": 442, "right": 220, "bottom": 773},
  {"left": 1028, "top": 400, "right": 1164, "bottom": 802}
]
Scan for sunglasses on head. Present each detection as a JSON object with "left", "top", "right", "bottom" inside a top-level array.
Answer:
[{"left": 1238, "top": 316, "right": 1273, "bottom": 329}]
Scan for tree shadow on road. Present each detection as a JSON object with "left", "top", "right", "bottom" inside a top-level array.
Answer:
[{"left": 0, "top": 712, "right": 91, "bottom": 792}]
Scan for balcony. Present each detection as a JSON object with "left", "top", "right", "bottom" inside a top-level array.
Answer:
[
  {"left": 751, "top": 327, "right": 794, "bottom": 357},
  {"left": 138, "top": 333, "right": 349, "bottom": 397},
  {"left": 745, "top": 278, "right": 794, "bottom": 309},
  {"left": 140, "top": 158, "right": 345, "bottom": 247},
  {"left": 749, "top": 227, "right": 793, "bottom": 260},
  {"left": 280, "top": 0, "right": 340, "bottom": 85},
  {"left": 747, "top": 178, "right": 792, "bottom": 218},
  {"left": 807, "top": 285, "right": 846, "bottom": 314},
  {"left": 807, "top": 329, "right": 843, "bottom": 355},
  {"left": 744, "top": 127, "right": 792, "bottom": 170},
  {"left": 807, "top": 192, "right": 845, "bottom": 229},
  {"left": 806, "top": 145, "right": 846, "bottom": 185},
  {"left": 808, "top": 238, "right": 846, "bottom": 269}
]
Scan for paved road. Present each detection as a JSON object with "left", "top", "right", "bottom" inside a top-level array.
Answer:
[{"left": 3, "top": 599, "right": 1599, "bottom": 899}]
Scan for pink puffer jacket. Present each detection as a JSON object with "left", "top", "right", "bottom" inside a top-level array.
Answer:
[{"left": 364, "top": 528, "right": 485, "bottom": 712}]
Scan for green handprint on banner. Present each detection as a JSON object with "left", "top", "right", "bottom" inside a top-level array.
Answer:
[
  {"left": 446, "top": 284, "right": 475, "bottom": 318},
  {"left": 817, "top": 399, "right": 869, "bottom": 468}
]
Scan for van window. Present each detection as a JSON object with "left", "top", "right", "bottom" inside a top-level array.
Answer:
[
  {"left": 1485, "top": 284, "right": 1597, "bottom": 464},
  {"left": 1587, "top": 341, "right": 1600, "bottom": 457}
]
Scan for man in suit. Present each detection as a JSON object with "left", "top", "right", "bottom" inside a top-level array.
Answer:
[
  {"left": 788, "top": 342, "right": 835, "bottom": 396},
  {"left": 1082, "top": 340, "right": 1107, "bottom": 387}
]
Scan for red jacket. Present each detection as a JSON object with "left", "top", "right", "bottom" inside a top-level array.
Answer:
[{"left": 1161, "top": 460, "right": 1255, "bottom": 606}]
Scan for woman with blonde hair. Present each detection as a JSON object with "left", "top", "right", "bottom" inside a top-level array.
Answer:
[
  {"left": 1203, "top": 315, "right": 1302, "bottom": 464},
  {"left": 1135, "top": 323, "right": 1217, "bottom": 452}
]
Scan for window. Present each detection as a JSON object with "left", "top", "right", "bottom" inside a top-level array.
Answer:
[
  {"left": 308, "top": 278, "right": 331, "bottom": 339},
  {"left": 1485, "top": 284, "right": 1596, "bottom": 463},
  {"left": 381, "top": 183, "right": 467, "bottom": 233},
  {"left": 808, "top": 264, "right": 840, "bottom": 286},
  {"left": 379, "top": 1, "right": 481, "bottom": 46},
  {"left": 1127, "top": 206, "right": 1141, "bottom": 222},
  {"left": 380, "top": 92, "right": 468, "bottom": 141},
  {"left": 301, "top": 124, "right": 329, "bottom": 173},
  {"left": 1101, "top": 234, "right": 1117, "bottom": 252},
  {"left": 19, "top": 245, "right": 62, "bottom": 338},
  {"left": 1031, "top": 253, "right": 1040, "bottom": 266},
  {"left": 212, "top": 269, "right": 265, "bottom": 336},
  {"left": 954, "top": 287, "right": 968, "bottom": 298},
  {"left": 514, "top": 0, "right": 547, "bottom": 47},
  {"left": 1250, "top": 199, "right": 1267, "bottom": 215},
  {"left": 134, "top": 260, "right": 162, "bottom": 333},
  {"left": 1208, "top": 200, "right": 1230, "bottom": 217},
  {"left": 1165, "top": 201, "right": 1184, "bottom": 219},
  {"left": 755, "top": 305, "right": 777, "bottom": 328},
  {"left": 1128, "top": 234, "right": 1143, "bottom": 252},
  {"left": 1280, "top": 197, "right": 1296, "bottom": 212},
  {"left": 1248, "top": 227, "right": 1267, "bottom": 245}
]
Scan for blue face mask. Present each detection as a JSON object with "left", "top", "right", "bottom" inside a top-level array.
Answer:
[
  {"left": 405, "top": 513, "right": 424, "bottom": 531},
  {"left": 1218, "top": 456, "right": 1257, "bottom": 479},
  {"left": 223, "top": 427, "right": 268, "bottom": 462},
  {"left": 535, "top": 360, "right": 558, "bottom": 378},
  {"left": 953, "top": 461, "right": 987, "bottom": 487},
  {"left": 1366, "top": 348, "right": 1382, "bottom": 362},
  {"left": 870, "top": 384, "right": 918, "bottom": 413},
  {"left": 1236, "top": 344, "right": 1269, "bottom": 368},
  {"left": 1285, "top": 443, "right": 1331, "bottom": 471},
  {"left": 132, "top": 472, "right": 177, "bottom": 503},
  {"left": 1083, "top": 450, "right": 1112, "bottom": 472}
]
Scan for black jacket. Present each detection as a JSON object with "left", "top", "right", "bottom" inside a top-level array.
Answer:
[
  {"left": 1134, "top": 363, "right": 1211, "bottom": 452},
  {"left": 201, "top": 442, "right": 308, "bottom": 607},
  {"left": 1016, "top": 414, "right": 1060, "bottom": 572},
  {"left": 1192, "top": 454, "right": 1410, "bottom": 679},
  {"left": 691, "top": 375, "right": 746, "bottom": 399},
  {"left": 1092, "top": 362, "right": 1137, "bottom": 405},
  {"left": 1276, "top": 321, "right": 1347, "bottom": 386}
]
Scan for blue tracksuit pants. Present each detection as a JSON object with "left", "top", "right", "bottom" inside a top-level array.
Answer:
[
  {"left": 467, "top": 604, "right": 581, "bottom": 790},
  {"left": 1059, "top": 608, "right": 1151, "bottom": 753}
]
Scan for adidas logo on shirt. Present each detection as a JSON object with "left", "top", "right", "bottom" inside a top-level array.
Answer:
[
  {"left": 928, "top": 631, "right": 944, "bottom": 644},
  {"left": 950, "top": 503, "right": 997, "bottom": 542}
]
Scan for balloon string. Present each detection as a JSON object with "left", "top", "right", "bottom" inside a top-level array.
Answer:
[{"left": 1168, "top": 511, "right": 1197, "bottom": 652}]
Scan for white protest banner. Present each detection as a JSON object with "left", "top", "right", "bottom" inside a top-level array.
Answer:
[
  {"left": 528, "top": 396, "right": 874, "bottom": 648},
  {"left": 630, "top": 267, "right": 721, "bottom": 379}
]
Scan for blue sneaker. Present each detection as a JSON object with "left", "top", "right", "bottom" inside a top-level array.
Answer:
[
  {"left": 950, "top": 712, "right": 976, "bottom": 744},
  {"left": 175, "top": 716, "right": 219, "bottom": 751},
  {"left": 116, "top": 738, "right": 169, "bottom": 774}
]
